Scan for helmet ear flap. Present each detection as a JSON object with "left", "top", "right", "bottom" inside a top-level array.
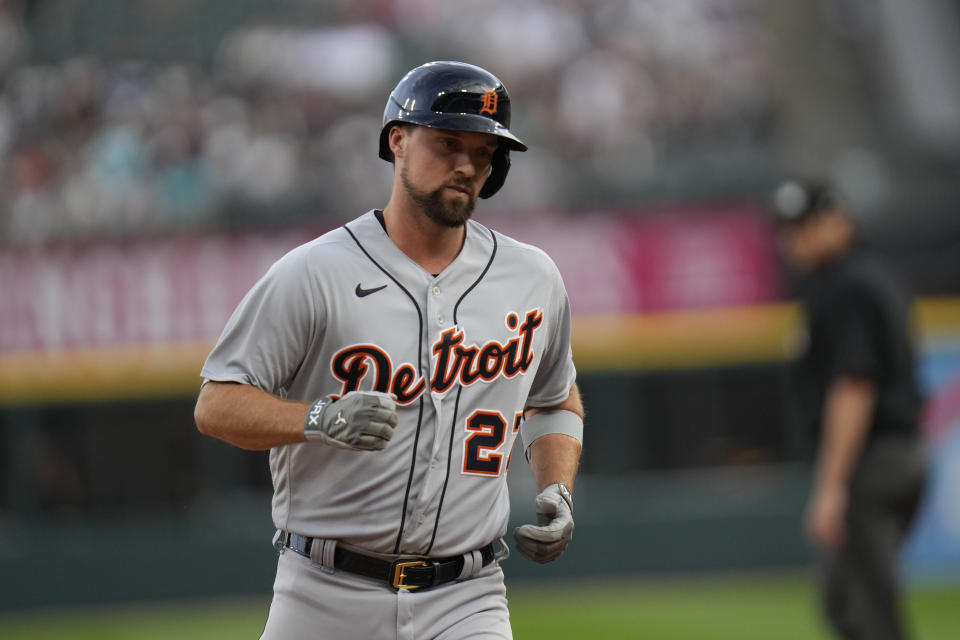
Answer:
[
  {"left": 479, "top": 148, "right": 510, "bottom": 199},
  {"left": 379, "top": 127, "right": 393, "bottom": 162}
]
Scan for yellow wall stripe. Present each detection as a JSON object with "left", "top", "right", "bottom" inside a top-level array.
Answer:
[
  {"left": 0, "top": 341, "right": 212, "bottom": 405},
  {"left": 2, "top": 297, "right": 958, "bottom": 405},
  {"left": 572, "top": 302, "right": 803, "bottom": 372}
]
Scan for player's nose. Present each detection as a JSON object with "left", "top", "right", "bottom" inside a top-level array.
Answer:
[{"left": 452, "top": 155, "right": 477, "bottom": 178}]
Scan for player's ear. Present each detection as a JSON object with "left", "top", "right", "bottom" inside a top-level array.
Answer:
[{"left": 387, "top": 125, "right": 409, "bottom": 160}]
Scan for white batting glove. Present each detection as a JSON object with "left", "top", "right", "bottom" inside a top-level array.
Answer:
[
  {"left": 514, "top": 483, "right": 574, "bottom": 564},
  {"left": 303, "top": 391, "right": 398, "bottom": 451}
]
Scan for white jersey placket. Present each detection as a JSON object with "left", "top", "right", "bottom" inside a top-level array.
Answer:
[{"left": 406, "top": 277, "right": 455, "bottom": 545}]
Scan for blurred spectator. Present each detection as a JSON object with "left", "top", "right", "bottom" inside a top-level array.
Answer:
[
  {"left": 217, "top": 24, "right": 397, "bottom": 99},
  {"left": 7, "top": 139, "right": 57, "bottom": 242},
  {"left": 0, "top": 1, "right": 28, "bottom": 76}
]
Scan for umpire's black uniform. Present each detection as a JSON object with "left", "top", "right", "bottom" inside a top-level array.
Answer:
[{"left": 798, "top": 249, "right": 928, "bottom": 640}]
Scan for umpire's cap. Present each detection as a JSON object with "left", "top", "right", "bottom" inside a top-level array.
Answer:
[
  {"left": 379, "top": 61, "right": 527, "bottom": 199},
  {"left": 771, "top": 179, "right": 845, "bottom": 225}
]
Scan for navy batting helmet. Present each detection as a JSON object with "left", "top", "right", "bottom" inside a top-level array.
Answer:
[{"left": 379, "top": 61, "right": 527, "bottom": 199}]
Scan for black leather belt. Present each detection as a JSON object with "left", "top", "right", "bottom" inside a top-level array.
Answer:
[{"left": 279, "top": 532, "right": 496, "bottom": 591}]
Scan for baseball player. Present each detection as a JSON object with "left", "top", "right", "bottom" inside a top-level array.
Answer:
[{"left": 194, "top": 61, "right": 584, "bottom": 640}]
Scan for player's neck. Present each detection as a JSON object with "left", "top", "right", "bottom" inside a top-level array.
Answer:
[{"left": 381, "top": 204, "right": 466, "bottom": 275}]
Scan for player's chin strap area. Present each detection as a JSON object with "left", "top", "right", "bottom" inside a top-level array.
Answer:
[{"left": 273, "top": 531, "right": 505, "bottom": 592}]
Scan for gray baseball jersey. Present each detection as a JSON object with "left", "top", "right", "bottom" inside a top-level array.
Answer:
[{"left": 201, "top": 210, "right": 576, "bottom": 558}]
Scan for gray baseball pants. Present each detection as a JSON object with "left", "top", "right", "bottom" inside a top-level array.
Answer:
[{"left": 259, "top": 547, "right": 512, "bottom": 640}]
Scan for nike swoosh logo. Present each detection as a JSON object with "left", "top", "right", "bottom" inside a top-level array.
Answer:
[{"left": 355, "top": 283, "right": 388, "bottom": 298}]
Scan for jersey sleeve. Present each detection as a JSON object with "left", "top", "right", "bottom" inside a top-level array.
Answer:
[
  {"left": 200, "top": 246, "right": 321, "bottom": 396},
  {"left": 823, "top": 279, "right": 880, "bottom": 380},
  {"left": 525, "top": 258, "right": 578, "bottom": 408}
]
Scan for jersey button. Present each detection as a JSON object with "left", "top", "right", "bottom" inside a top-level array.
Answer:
[
  {"left": 431, "top": 286, "right": 441, "bottom": 296},
  {"left": 436, "top": 313, "right": 444, "bottom": 325}
]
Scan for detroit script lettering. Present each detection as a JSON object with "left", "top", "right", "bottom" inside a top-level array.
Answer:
[{"left": 331, "top": 309, "right": 543, "bottom": 404}]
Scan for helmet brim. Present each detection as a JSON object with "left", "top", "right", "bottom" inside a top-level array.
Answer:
[
  {"left": 411, "top": 113, "right": 527, "bottom": 152},
  {"left": 382, "top": 112, "right": 527, "bottom": 156}
]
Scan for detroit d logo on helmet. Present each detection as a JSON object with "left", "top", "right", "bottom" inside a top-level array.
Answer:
[{"left": 479, "top": 90, "right": 498, "bottom": 116}]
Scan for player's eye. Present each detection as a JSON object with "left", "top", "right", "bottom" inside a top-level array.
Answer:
[
  {"left": 475, "top": 146, "right": 496, "bottom": 165},
  {"left": 476, "top": 148, "right": 494, "bottom": 162}
]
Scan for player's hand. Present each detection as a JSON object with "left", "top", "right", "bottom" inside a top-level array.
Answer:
[
  {"left": 303, "top": 391, "right": 398, "bottom": 451},
  {"left": 805, "top": 485, "right": 847, "bottom": 550},
  {"left": 514, "top": 483, "right": 574, "bottom": 563}
]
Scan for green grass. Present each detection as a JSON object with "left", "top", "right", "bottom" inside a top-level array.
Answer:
[
  {"left": 2, "top": 572, "right": 958, "bottom": 639},
  {"left": 509, "top": 573, "right": 960, "bottom": 639}
]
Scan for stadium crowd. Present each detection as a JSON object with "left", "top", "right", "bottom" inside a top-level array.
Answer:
[{"left": 0, "top": 0, "right": 777, "bottom": 244}]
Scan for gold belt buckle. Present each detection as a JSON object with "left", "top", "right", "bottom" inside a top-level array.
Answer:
[{"left": 391, "top": 559, "right": 430, "bottom": 590}]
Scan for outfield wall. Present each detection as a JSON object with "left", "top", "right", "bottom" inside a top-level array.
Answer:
[{"left": 2, "top": 337, "right": 959, "bottom": 609}]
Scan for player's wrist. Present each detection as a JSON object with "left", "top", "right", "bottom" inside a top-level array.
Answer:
[
  {"left": 303, "top": 397, "right": 332, "bottom": 441},
  {"left": 544, "top": 482, "right": 573, "bottom": 510}
]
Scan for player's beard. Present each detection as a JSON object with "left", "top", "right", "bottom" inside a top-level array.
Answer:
[{"left": 400, "top": 165, "right": 475, "bottom": 228}]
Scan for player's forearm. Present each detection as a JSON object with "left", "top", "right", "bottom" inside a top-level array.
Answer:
[
  {"left": 813, "top": 376, "right": 876, "bottom": 493},
  {"left": 194, "top": 381, "right": 309, "bottom": 450},
  {"left": 527, "top": 433, "right": 581, "bottom": 491},
  {"left": 524, "top": 383, "right": 584, "bottom": 490}
]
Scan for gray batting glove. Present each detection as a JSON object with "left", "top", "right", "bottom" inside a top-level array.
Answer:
[
  {"left": 514, "top": 483, "right": 574, "bottom": 564},
  {"left": 303, "top": 391, "right": 398, "bottom": 450}
]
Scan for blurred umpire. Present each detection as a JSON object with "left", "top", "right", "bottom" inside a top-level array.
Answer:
[{"left": 773, "top": 179, "right": 929, "bottom": 640}]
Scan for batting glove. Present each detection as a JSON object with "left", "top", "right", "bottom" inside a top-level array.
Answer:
[
  {"left": 514, "top": 483, "right": 574, "bottom": 564},
  {"left": 303, "top": 391, "right": 398, "bottom": 451}
]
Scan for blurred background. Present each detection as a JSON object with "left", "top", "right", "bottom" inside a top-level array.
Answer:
[{"left": 1, "top": 0, "right": 959, "bottom": 634}]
